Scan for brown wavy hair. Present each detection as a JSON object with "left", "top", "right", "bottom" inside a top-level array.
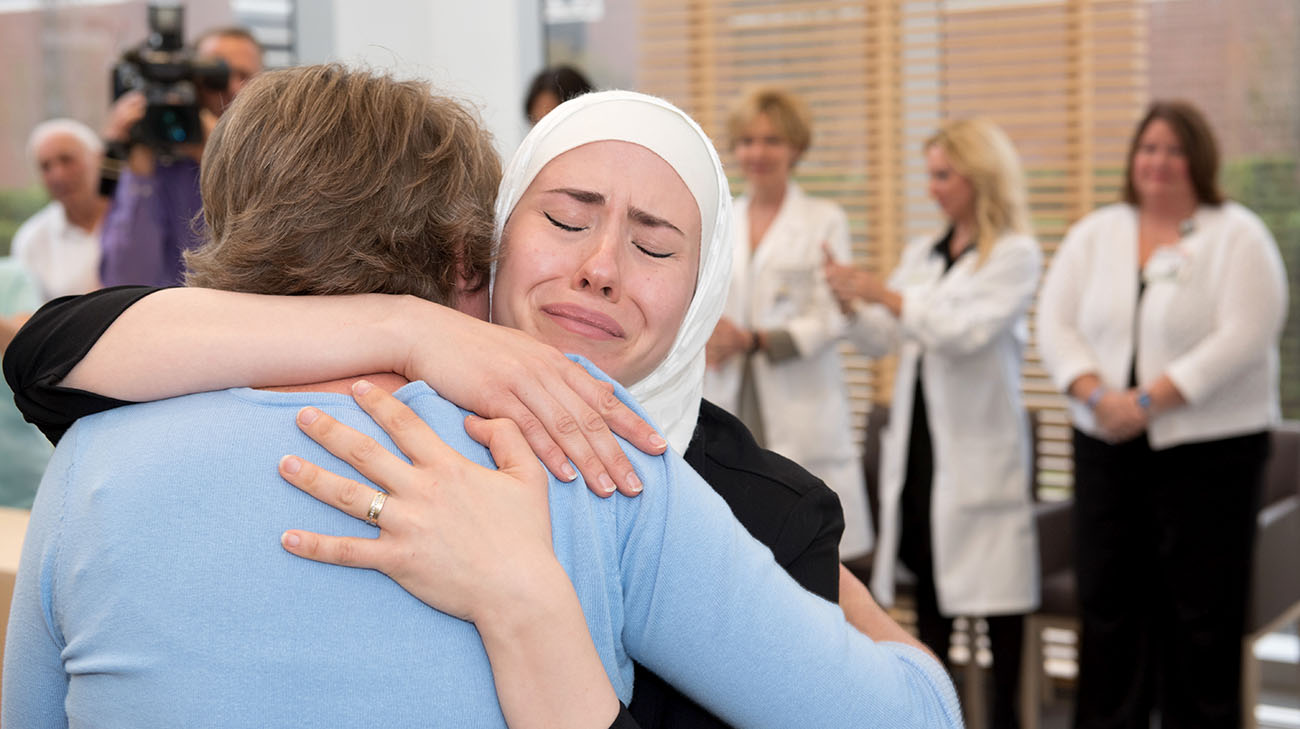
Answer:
[
  {"left": 186, "top": 64, "right": 500, "bottom": 305},
  {"left": 1122, "top": 100, "right": 1224, "bottom": 207}
]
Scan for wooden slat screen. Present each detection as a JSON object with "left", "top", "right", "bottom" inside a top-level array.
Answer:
[{"left": 638, "top": 0, "right": 1146, "bottom": 498}]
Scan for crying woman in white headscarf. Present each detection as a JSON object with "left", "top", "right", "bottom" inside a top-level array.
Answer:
[{"left": 486, "top": 91, "right": 850, "bottom": 724}]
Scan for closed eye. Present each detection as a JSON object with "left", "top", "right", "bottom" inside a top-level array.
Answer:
[
  {"left": 545, "top": 211, "right": 586, "bottom": 232},
  {"left": 635, "top": 242, "right": 673, "bottom": 259}
]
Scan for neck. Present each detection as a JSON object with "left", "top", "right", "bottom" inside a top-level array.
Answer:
[
  {"left": 950, "top": 216, "right": 976, "bottom": 255},
  {"left": 749, "top": 180, "right": 787, "bottom": 208},
  {"left": 62, "top": 195, "right": 107, "bottom": 232},
  {"left": 260, "top": 372, "right": 410, "bottom": 395},
  {"left": 1140, "top": 194, "right": 1198, "bottom": 224}
]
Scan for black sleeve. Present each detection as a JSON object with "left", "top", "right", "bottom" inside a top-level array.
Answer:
[
  {"left": 684, "top": 400, "right": 845, "bottom": 603},
  {"left": 771, "top": 480, "right": 846, "bottom": 602},
  {"left": 3, "top": 285, "right": 164, "bottom": 444},
  {"left": 609, "top": 703, "right": 642, "bottom": 729}
]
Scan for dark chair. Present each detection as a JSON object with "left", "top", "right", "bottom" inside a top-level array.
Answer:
[{"left": 1019, "top": 422, "right": 1300, "bottom": 729}]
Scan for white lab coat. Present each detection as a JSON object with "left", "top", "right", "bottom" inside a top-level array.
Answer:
[
  {"left": 703, "top": 183, "right": 873, "bottom": 559},
  {"left": 850, "top": 230, "right": 1041, "bottom": 616}
]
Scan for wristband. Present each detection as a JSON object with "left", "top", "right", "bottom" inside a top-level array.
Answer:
[
  {"left": 1137, "top": 388, "right": 1152, "bottom": 412},
  {"left": 1085, "top": 388, "right": 1105, "bottom": 410}
]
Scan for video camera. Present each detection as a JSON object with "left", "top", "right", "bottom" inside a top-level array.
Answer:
[{"left": 110, "top": 4, "right": 229, "bottom": 154}]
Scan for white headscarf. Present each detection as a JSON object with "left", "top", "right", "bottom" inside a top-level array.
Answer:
[{"left": 491, "top": 90, "right": 733, "bottom": 454}]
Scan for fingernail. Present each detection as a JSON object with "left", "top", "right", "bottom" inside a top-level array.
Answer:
[
  {"left": 648, "top": 434, "right": 668, "bottom": 451},
  {"left": 599, "top": 473, "right": 617, "bottom": 494},
  {"left": 298, "top": 407, "right": 319, "bottom": 425},
  {"left": 353, "top": 380, "right": 373, "bottom": 396},
  {"left": 626, "top": 471, "right": 643, "bottom": 493},
  {"left": 281, "top": 532, "right": 301, "bottom": 548},
  {"left": 560, "top": 463, "right": 577, "bottom": 482},
  {"left": 280, "top": 455, "right": 302, "bottom": 474}
]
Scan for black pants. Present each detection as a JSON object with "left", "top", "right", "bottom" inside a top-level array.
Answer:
[
  {"left": 1071, "top": 429, "right": 1269, "bottom": 729},
  {"left": 898, "top": 381, "right": 1024, "bottom": 729}
]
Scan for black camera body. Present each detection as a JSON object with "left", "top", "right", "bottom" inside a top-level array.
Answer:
[{"left": 111, "top": 5, "right": 228, "bottom": 154}]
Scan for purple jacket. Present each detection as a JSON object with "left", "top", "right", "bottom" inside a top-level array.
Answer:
[{"left": 99, "top": 158, "right": 204, "bottom": 287}]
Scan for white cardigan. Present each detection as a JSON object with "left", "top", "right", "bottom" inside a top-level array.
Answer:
[{"left": 1036, "top": 202, "right": 1289, "bottom": 449}]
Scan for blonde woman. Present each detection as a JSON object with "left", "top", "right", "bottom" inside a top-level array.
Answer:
[
  {"left": 826, "top": 118, "right": 1041, "bottom": 729},
  {"left": 703, "top": 87, "right": 873, "bottom": 560}
]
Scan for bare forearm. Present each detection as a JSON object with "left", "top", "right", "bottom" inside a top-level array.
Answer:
[
  {"left": 477, "top": 560, "right": 621, "bottom": 729},
  {"left": 1142, "top": 374, "right": 1186, "bottom": 416},
  {"left": 876, "top": 289, "right": 903, "bottom": 318},
  {"left": 65, "top": 288, "right": 424, "bottom": 399},
  {"left": 1066, "top": 373, "right": 1103, "bottom": 402},
  {"left": 838, "top": 565, "right": 939, "bottom": 663}
]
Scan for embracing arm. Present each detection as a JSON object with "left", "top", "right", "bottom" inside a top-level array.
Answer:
[
  {"left": 838, "top": 565, "right": 937, "bottom": 662},
  {"left": 281, "top": 384, "right": 959, "bottom": 728},
  {"left": 277, "top": 388, "right": 633, "bottom": 729},
  {"left": 4, "top": 286, "right": 663, "bottom": 494}
]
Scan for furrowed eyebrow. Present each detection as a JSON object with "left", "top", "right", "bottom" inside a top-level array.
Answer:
[
  {"left": 545, "top": 188, "right": 605, "bottom": 205},
  {"left": 629, "top": 206, "right": 685, "bottom": 238}
]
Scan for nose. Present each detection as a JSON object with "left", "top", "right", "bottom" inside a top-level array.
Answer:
[{"left": 571, "top": 229, "right": 621, "bottom": 302}]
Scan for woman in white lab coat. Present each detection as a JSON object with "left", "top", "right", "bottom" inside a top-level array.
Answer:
[
  {"left": 826, "top": 118, "right": 1040, "bottom": 729},
  {"left": 703, "top": 87, "right": 873, "bottom": 559}
]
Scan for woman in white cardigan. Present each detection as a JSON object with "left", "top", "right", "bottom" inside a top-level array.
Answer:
[
  {"left": 826, "top": 118, "right": 1040, "bottom": 729},
  {"left": 1037, "top": 100, "right": 1288, "bottom": 729},
  {"left": 703, "top": 87, "right": 873, "bottom": 560}
]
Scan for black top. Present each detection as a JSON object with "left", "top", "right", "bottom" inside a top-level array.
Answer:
[
  {"left": 908, "top": 228, "right": 975, "bottom": 475},
  {"left": 4, "top": 287, "right": 846, "bottom": 729}
]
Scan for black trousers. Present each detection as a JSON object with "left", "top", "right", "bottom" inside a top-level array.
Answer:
[
  {"left": 1071, "top": 429, "right": 1269, "bottom": 729},
  {"left": 898, "top": 380, "right": 1024, "bottom": 729}
]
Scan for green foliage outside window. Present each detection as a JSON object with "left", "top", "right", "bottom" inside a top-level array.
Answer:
[
  {"left": 1222, "top": 156, "right": 1300, "bottom": 419},
  {"left": 0, "top": 185, "right": 49, "bottom": 258}
]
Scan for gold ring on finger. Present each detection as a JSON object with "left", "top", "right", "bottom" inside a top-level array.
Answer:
[{"left": 364, "top": 491, "right": 388, "bottom": 527}]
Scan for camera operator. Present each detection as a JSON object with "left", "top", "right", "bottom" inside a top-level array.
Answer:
[{"left": 100, "top": 27, "right": 263, "bottom": 287}]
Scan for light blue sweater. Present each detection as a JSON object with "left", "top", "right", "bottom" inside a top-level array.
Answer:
[{"left": 4, "top": 370, "right": 960, "bottom": 728}]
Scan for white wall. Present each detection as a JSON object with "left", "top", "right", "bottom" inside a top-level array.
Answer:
[{"left": 295, "top": 0, "right": 543, "bottom": 157}]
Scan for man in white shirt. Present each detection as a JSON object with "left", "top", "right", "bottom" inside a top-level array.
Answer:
[{"left": 12, "top": 119, "right": 108, "bottom": 303}]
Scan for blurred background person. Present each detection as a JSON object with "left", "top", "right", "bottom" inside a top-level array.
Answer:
[
  {"left": 0, "top": 258, "right": 51, "bottom": 508},
  {"left": 523, "top": 64, "right": 594, "bottom": 125},
  {"left": 99, "top": 26, "right": 263, "bottom": 287},
  {"left": 703, "top": 86, "right": 873, "bottom": 561},
  {"left": 1036, "top": 100, "right": 1288, "bottom": 729},
  {"left": 12, "top": 119, "right": 107, "bottom": 303},
  {"left": 827, "top": 118, "right": 1040, "bottom": 729}
]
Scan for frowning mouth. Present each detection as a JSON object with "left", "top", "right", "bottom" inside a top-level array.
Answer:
[{"left": 542, "top": 303, "right": 626, "bottom": 340}]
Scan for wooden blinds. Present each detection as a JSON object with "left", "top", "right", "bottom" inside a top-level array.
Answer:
[{"left": 639, "top": 0, "right": 1147, "bottom": 496}]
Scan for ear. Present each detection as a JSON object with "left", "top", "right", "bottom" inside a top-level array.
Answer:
[{"left": 453, "top": 281, "right": 489, "bottom": 320}]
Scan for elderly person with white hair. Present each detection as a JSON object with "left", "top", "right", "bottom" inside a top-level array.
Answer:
[{"left": 12, "top": 118, "right": 107, "bottom": 303}]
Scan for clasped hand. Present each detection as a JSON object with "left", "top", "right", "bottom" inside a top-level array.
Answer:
[
  {"left": 1093, "top": 389, "right": 1149, "bottom": 443},
  {"left": 278, "top": 380, "right": 558, "bottom": 625},
  {"left": 822, "top": 247, "right": 884, "bottom": 314}
]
